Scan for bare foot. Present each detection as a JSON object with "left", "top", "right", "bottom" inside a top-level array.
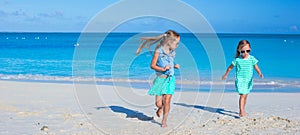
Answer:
[
  {"left": 156, "top": 108, "right": 162, "bottom": 118},
  {"left": 239, "top": 112, "right": 247, "bottom": 117},
  {"left": 161, "top": 119, "right": 168, "bottom": 128}
]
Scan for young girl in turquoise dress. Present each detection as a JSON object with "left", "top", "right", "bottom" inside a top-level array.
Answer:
[
  {"left": 136, "top": 30, "right": 180, "bottom": 128},
  {"left": 222, "top": 40, "right": 263, "bottom": 117}
]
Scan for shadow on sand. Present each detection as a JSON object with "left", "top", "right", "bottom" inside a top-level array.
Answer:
[
  {"left": 173, "top": 103, "right": 240, "bottom": 119},
  {"left": 95, "top": 105, "right": 161, "bottom": 125}
]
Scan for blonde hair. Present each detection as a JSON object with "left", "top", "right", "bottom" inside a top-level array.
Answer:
[
  {"left": 135, "top": 30, "right": 180, "bottom": 55},
  {"left": 235, "top": 39, "right": 251, "bottom": 58}
]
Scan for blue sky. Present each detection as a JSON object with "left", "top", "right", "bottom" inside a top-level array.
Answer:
[{"left": 0, "top": 0, "right": 299, "bottom": 34}]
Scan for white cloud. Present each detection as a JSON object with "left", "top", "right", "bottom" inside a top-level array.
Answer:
[
  {"left": 0, "top": 10, "right": 7, "bottom": 16},
  {"left": 11, "top": 9, "right": 27, "bottom": 16},
  {"left": 37, "top": 10, "right": 64, "bottom": 18},
  {"left": 1, "top": 0, "right": 10, "bottom": 5}
]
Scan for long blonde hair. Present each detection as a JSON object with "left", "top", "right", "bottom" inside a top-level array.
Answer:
[{"left": 135, "top": 30, "right": 180, "bottom": 55}]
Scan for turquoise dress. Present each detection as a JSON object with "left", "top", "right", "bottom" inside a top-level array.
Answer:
[
  {"left": 148, "top": 47, "right": 176, "bottom": 96},
  {"left": 232, "top": 55, "right": 258, "bottom": 94}
]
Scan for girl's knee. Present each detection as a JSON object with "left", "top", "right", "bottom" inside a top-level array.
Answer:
[
  {"left": 156, "top": 102, "right": 163, "bottom": 108},
  {"left": 161, "top": 94, "right": 172, "bottom": 105},
  {"left": 163, "top": 98, "right": 171, "bottom": 105},
  {"left": 155, "top": 96, "right": 163, "bottom": 107}
]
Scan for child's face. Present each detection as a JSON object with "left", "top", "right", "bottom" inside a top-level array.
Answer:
[
  {"left": 239, "top": 44, "right": 251, "bottom": 58},
  {"left": 169, "top": 37, "right": 180, "bottom": 50}
]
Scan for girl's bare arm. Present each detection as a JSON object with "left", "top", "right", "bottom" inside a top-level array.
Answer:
[
  {"left": 150, "top": 51, "right": 169, "bottom": 71},
  {"left": 254, "top": 64, "right": 264, "bottom": 79},
  {"left": 222, "top": 64, "right": 234, "bottom": 80}
]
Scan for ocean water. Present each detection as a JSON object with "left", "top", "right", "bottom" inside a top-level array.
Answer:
[{"left": 0, "top": 32, "right": 299, "bottom": 92}]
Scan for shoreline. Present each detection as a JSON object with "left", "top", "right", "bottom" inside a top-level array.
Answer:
[
  {"left": 1, "top": 79, "right": 300, "bottom": 93},
  {"left": 0, "top": 80, "right": 299, "bottom": 134}
]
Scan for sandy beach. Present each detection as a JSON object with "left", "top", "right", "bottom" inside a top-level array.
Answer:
[{"left": 0, "top": 80, "right": 299, "bottom": 135}]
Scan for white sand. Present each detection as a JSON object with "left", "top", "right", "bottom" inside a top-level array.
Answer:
[{"left": 0, "top": 80, "right": 299, "bottom": 134}]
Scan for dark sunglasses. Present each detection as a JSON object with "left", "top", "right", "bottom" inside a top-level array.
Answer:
[{"left": 240, "top": 50, "right": 251, "bottom": 53}]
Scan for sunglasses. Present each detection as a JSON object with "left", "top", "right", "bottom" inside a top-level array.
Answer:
[{"left": 240, "top": 50, "right": 251, "bottom": 53}]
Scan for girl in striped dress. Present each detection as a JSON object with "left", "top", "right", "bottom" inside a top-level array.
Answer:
[{"left": 222, "top": 40, "right": 264, "bottom": 117}]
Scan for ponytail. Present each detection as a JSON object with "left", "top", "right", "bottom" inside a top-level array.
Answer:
[
  {"left": 135, "top": 34, "right": 165, "bottom": 55},
  {"left": 135, "top": 30, "right": 180, "bottom": 55}
]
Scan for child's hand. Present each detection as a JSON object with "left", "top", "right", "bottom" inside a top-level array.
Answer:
[
  {"left": 259, "top": 74, "right": 264, "bottom": 79},
  {"left": 222, "top": 75, "right": 227, "bottom": 80},
  {"left": 164, "top": 65, "right": 170, "bottom": 71},
  {"left": 174, "top": 64, "right": 180, "bottom": 69}
]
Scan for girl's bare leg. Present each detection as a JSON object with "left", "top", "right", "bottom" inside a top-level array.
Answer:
[
  {"left": 161, "top": 94, "right": 172, "bottom": 128},
  {"left": 239, "top": 94, "right": 248, "bottom": 117},
  {"left": 155, "top": 96, "right": 163, "bottom": 117}
]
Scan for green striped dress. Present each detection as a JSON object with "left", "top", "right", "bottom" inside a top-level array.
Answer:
[{"left": 232, "top": 55, "right": 258, "bottom": 94}]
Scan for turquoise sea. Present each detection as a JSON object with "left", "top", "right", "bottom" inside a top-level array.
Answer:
[{"left": 0, "top": 32, "right": 299, "bottom": 92}]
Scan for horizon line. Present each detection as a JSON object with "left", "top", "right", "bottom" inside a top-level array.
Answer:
[{"left": 0, "top": 31, "right": 300, "bottom": 35}]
